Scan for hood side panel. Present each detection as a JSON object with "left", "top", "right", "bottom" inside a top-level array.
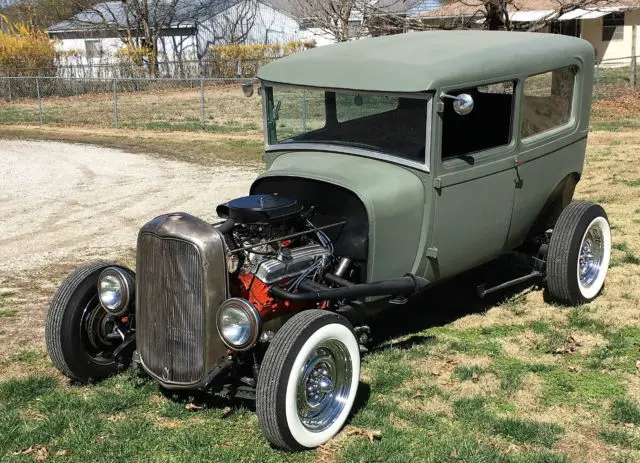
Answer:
[{"left": 253, "top": 151, "right": 426, "bottom": 282}]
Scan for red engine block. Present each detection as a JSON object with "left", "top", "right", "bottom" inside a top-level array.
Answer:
[{"left": 231, "top": 271, "right": 311, "bottom": 320}]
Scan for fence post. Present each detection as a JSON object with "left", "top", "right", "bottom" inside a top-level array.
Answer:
[
  {"left": 113, "top": 78, "right": 119, "bottom": 129},
  {"left": 594, "top": 62, "right": 600, "bottom": 100},
  {"left": 7, "top": 78, "right": 11, "bottom": 102},
  {"left": 36, "top": 77, "right": 43, "bottom": 124},
  {"left": 200, "top": 77, "right": 206, "bottom": 130},
  {"left": 632, "top": 25, "right": 637, "bottom": 90}
]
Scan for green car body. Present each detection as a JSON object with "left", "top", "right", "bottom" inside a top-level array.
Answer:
[
  {"left": 255, "top": 30, "right": 595, "bottom": 285},
  {"left": 45, "top": 31, "right": 611, "bottom": 452}
]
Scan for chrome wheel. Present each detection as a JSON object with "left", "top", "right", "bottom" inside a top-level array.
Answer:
[
  {"left": 297, "top": 340, "right": 352, "bottom": 432},
  {"left": 578, "top": 222, "right": 605, "bottom": 288}
]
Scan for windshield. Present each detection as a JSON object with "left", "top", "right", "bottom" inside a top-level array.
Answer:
[{"left": 265, "top": 86, "right": 428, "bottom": 163}]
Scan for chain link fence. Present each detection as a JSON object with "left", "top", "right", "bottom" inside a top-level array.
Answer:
[
  {"left": 0, "top": 58, "right": 277, "bottom": 79},
  {"left": 0, "top": 76, "right": 262, "bottom": 131},
  {"left": 0, "top": 58, "right": 638, "bottom": 131},
  {"left": 594, "top": 56, "right": 640, "bottom": 100}
]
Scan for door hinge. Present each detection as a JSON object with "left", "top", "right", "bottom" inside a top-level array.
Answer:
[
  {"left": 436, "top": 100, "right": 445, "bottom": 113},
  {"left": 433, "top": 177, "right": 442, "bottom": 189},
  {"left": 426, "top": 247, "right": 438, "bottom": 259}
]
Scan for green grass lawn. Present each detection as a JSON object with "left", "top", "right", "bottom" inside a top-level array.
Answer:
[{"left": 3, "top": 291, "right": 640, "bottom": 462}]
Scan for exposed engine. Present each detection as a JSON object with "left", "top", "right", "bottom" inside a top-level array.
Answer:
[{"left": 216, "top": 194, "right": 344, "bottom": 319}]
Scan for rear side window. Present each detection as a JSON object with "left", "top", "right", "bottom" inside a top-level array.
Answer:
[{"left": 521, "top": 66, "right": 577, "bottom": 139}]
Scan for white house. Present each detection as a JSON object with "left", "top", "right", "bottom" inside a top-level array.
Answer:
[
  {"left": 420, "top": 0, "right": 640, "bottom": 65},
  {"left": 47, "top": 0, "right": 302, "bottom": 72}
]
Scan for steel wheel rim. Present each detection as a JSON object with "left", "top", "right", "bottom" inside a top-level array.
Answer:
[
  {"left": 578, "top": 221, "right": 605, "bottom": 289},
  {"left": 80, "top": 295, "right": 120, "bottom": 365},
  {"left": 297, "top": 340, "right": 352, "bottom": 432}
]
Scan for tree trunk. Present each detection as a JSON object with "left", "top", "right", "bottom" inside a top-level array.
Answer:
[
  {"left": 484, "top": 0, "right": 509, "bottom": 31},
  {"left": 339, "top": 2, "right": 351, "bottom": 41}
]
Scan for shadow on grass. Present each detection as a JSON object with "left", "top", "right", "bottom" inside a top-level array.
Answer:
[{"left": 368, "top": 252, "right": 540, "bottom": 348}]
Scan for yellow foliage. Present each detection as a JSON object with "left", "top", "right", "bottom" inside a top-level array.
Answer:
[
  {"left": 206, "top": 41, "right": 316, "bottom": 77},
  {"left": 210, "top": 43, "right": 282, "bottom": 60},
  {"left": 0, "top": 18, "right": 57, "bottom": 75},
  {"left": 115, "top": 44, "right": 154, "bottom": 66},
  {"left": 283, "top": 40, "right": 316, "bottom": 56}
]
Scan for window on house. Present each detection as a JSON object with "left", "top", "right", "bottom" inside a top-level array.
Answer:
[
  {"left": 521, "top": 66, "right": 577, "bottom": 139},
  {"left": 603, "top": 12, "right": 624, "bottom": 41},
  {"left": 551, "top": 19, "right": 580, "bottom": 37},
  {"left": 85, "top": 40, "right": 102, "bottom": 60},
  {"left": 441, "top": 80, "right": 515, "bottom": 159}
]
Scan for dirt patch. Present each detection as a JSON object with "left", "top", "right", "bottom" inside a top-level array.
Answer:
[
  {"left": 511, "top": 373, "right": 544, "bottom": 411},
  {"left": 0, "top": 140, "right": 257, "bottom": 274},
  {"left": 450, "top": 292, "right": 567, "bottom": 331},
  {"left": 0, "top": 140, "right": 257, "bottom": 362}
]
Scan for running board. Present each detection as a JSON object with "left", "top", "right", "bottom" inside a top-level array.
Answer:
[{"left": 476, "top": 271, "right": 542, "bottom": 298}]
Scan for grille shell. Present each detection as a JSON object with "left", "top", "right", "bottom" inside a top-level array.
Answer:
[{"left": 136, "top": 213, "right": 228, "bottom": 389}]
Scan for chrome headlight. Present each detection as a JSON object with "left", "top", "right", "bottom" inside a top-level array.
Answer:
[
  {"left": 217, "top": 298, "right": 261, "bottom": 351},
  {"left": 98, "top": 267, "right": 134, "bottom": 316}
]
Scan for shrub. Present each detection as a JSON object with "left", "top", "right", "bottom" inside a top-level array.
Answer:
[
  {"left": 205, "top": 40, "right": 316, "bottom": 78},
  {"left": 0, "top": 15, "right": 57, "bottom": 76}
]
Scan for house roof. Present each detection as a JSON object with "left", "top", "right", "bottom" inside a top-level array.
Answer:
[
  {"left": 258, "top": 30, "right": 594, "bottom": 92},
  {"left": 420, "top": 0, "right": 639, "bottom": 19},
  {"left": 266, "top": 0, "right": 438, "bottom": 23},
  {"left": 48, "top": 0, "right": 238, "bottom": 33}
]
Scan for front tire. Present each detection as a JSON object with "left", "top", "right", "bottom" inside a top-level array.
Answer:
[
  {"left": 45, "top": 262, "right": 128, "bottom": 383},
  {"left": 547, "top": 201, "right": 611, "bottom": 305},
  {"left": 256, "top": 310, "right": 360, "bottom": 451}
]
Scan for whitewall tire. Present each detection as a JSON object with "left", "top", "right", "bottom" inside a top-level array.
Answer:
[
  {"left": 256, "top": 310, "right": 360, "bottom": 451},
  {"left": 547, "top": 201, "right": 611, "bottom": 305}
]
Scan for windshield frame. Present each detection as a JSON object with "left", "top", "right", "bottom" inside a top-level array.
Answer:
[{"left": 260, "top": 81, "right": 433, "bottom": 173}]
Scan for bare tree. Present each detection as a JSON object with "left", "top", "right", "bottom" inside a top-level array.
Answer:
[
  {"left": 290, "top": 0, "right": 426, "bottom": 42},
  {"left": 60, "top": 0, "right": 261, "bottom": 74},
  {"left": 0, "top": 0, "right": 101, "bottom": 30},
  {"left": 211, "top": 0, "right": 257, "bottom": 43},
  {"left": 415, "top": 0, "right": 616, "bottom": 31}
]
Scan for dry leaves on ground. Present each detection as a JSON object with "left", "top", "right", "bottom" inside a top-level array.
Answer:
[
  {"left": 185, "top": 402, "right": 205, "bottom": 411},
  {"left": 344, "top": 426, "right": 383, "bottom": 444},
  {"left": 12, "top": 445, "right": 49, "bottom": 461},
  {"left": 554, "top": 335, "right": 581, "bottom": 355}
]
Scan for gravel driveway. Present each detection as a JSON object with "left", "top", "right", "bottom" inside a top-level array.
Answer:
[{"left": 1, "top": 140, "right": 258, "bottom": 274}]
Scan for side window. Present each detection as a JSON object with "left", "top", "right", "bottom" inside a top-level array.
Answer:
[
  {"left": 441, "top": 80, "right": 515, "bottom": 159},
  {"left": 521, "top": 66, "right": 577, "bottom": 139}
]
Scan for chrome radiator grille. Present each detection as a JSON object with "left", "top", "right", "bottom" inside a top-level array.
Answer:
[{"left": 137, "top": 234, "right": 205, "bottom": 385}]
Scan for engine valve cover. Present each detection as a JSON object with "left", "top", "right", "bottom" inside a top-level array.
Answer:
[{"left": 254, "top": 244, "right": 329, "bottom": 284}]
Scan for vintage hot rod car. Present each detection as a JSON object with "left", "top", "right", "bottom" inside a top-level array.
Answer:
[{"left": 45, "top": 31, "right": 611, "bottom": 451}]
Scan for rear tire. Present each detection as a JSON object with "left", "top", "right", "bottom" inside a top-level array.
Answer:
[
  {"left": 547, "top": 201, "right": 611, "bottom": 305},
  {"left": 256, "top": 310, "right": 360, "bottom": 451},
  {"left": 45, "top": 262, "right": 126, "bottom": 383}
]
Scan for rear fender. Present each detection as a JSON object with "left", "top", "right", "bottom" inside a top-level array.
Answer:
[{"left": 526, "top": 173, "right": 580, "bottom": 240}]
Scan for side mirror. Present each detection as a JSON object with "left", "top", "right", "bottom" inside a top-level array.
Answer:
[
  {"left": 441, "top": 93, "right": 474, "bottom": 116},
  {"left": 242, "top": 83, "right": 254, "bottom": 97}
]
